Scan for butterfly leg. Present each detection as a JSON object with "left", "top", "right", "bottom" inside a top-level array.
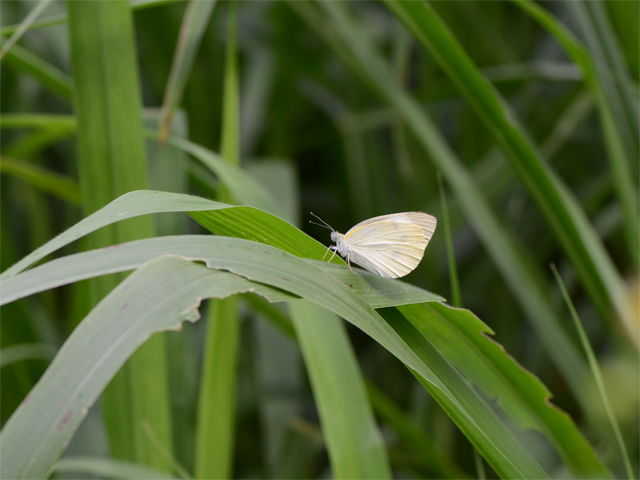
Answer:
[
  {"left": 321, "top": 245, "right": 333, "bottom": 261},
  {"left": 346, "top": 254, "right": 353, "bottom": 273},
  {"left": 328, "top": 247, "right": 338, "bottom": 262}
]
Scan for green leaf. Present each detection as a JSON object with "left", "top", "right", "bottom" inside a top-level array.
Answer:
[
  {"left": 399, "top": 302, "right": 609, "bottom": 477},
  {"left": 0, "top": 343, "right": 57, "bottom": 368},
  {"left": 0, "top": 156, "right": 81, "bottom": 205},
  {"left": 53, "top": 457, "right": 179, "bottom": 480},
  {"left": 1, "top": 232, "right": 538, "bottom": 478},
  {"left": 67, "top": 0, "right": 167, "bottom": 467},
  {"left": 219, "top": 0, "right": 239, "bottom": 172},
  {"left": 0, "top": 190, "right": 607, "bottom": 477},
  {"left": 158, "top": 0, "right": 217, "bottom": 143},
  {"left": 289, "top": 300, "right": 391, "bottom": 479},
  {"left": 0, "top": 191, "right": 227, "bottom": 279},
  {"left": 160, "top": 133, "right": 286, "bottom": 220},
  {"left": 0, "top": 236, "right": 440, "bottom": 309},
  {"left": 0, "top": 255, "right": 284, "bottom": 480},
  {"left": 0, "top": 43, "right": 73, "bottom": 100},
  {"left": 194, "top": 3, "right": 241, "bottom": 477},
  {"left": 0, "top": 0, "right": 55, "bottom": 60},
  {"left": 380, "top": 307, "right": 547, "bottom": 479}
]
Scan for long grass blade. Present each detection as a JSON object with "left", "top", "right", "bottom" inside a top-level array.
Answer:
[
  {"left": 0, "top": 43, "right": 73, "bottom": 100},
  {"left": 512, "top": 0, "right": 639, "bottom": 276},
  {"left": 195, "top": 3, "right": 240, "bottom": 478},
  {"left": 436, "top": 172, "right": 461, "bottom": 309},
  {"left": 66, "top": 0, "right": 171, "bottom": 469},
  {"left": 0, "top": 156, "right": 81, "bottom": 205},
  {"left": 158, "top": 0, "right": 217, "bottom": 144},
  {"left": 551, "top": 264, "right": 635, "bottom": 479},
  {"left": 289, "top": 300, "right": 391, "bottom": 479},
  {"left": 437, "top": 171, "right": 483, "bottom": 479},
  {"left": 0, "top": 0, "right": 55, "bottom": 60},
  {"left": 384, "top": 0, "right": 630, "bottom": 329}
]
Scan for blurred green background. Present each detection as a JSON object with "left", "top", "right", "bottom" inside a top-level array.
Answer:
[{"left": 1, "top": 0, "right": 638, "bottom": 478}]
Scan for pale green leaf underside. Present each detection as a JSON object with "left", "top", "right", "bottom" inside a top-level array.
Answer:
[{"left": 0, "top": 256, "right": 282, "bottom": 480}]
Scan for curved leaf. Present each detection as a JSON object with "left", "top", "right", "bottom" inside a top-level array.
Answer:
[
  {"left": 53, "top": 457, "right": 178, "bottom": 480},
  {"left": 0, "top": 235, "right": 560, "bottom": 478},
  {"left": 0, "top": 190, "right": 606, "bottom": 478},
  {"left": 399, "top": 302, "right": 609, "bottom": 477},
  {"left": 0, "top": 191, "right": 231, "bottom": 279},
  {"left": 0, "top": 255, "right": 284, "bottom": 479}
]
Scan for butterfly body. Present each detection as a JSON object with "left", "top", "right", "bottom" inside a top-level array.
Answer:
[{"left": 319, "top": 212, "right": 437, "bottom": 278}]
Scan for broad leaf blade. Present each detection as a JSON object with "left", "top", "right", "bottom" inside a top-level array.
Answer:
[
  {"left": 0, "top": 255, "right": 283, "bottom": 480},
  {"left": 400, "top": 302, "right": 610, "bottom": 477}
]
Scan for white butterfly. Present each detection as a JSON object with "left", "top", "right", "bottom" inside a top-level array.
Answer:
[{"left": 310, "top": 212, "right": 437, "bottom": 278}]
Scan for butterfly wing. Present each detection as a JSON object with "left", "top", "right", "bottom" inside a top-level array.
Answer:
[
  {"left": 343, "top": 213, "right": 437, "bottom": 278},
  {"left": 349, "top": 212, "right": 437, "bottom": 242}
]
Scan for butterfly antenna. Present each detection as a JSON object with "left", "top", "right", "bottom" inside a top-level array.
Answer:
[{"left": 309, "top": 212, "right": 334, "bottom": 231}]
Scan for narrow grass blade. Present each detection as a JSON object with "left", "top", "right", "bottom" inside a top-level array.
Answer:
[
  {"left": 0, "top": 343, "right": 57, "bottom": 368},
  {"left": 0, "top": 43, "right": 73, "bottom": 100},
  {"left": 53, "top": 457, "right": 179, "bottom": 480},
  {"left": 0, "top": 113, "right": 75, "bottom": 129},
  {"left": 289, "top": 300, "right": 391, "bottom": 479},
  {"left": 0, "top": 0, "right": 55, "bottom": 60},
  {"left": 195, "top": 3, "right": 241, "bottom": 478},
  {"left": 436, "top": 172, "right": 461, "bottom": 309},
  {"left": 379, "top": 307, "right": 547, "bottom": 479},
  {"left": 219, "top": 1, "right": 239, "bottom": 172},
  {"left": 513, "top": 0, "right": 639, "bottom": 275},
  {"left": 67, "top": 0, "right": 169, "bottom": 468},
  {"left": 158, "top": 0, "right": 217, "bottom": 143},
  {"left": 0, "top": 191, "right": 230, "bottom": 280},
  {"left": 0, "top": 256, "right": 281, "bottom": 480},
  {"left": 575, "top": 1, "right": 639, "bottom": 151},
  {"left": 437, "top": 173, "right": 484, "bottom": 477},
  {"left": 0, "top": 156, "right": 81, "bottom": 205},
  {"left": 0, "top": 0, "right": 183, "bottom": 37},
  {"left": 384, "top": 0, "right": 630, "bottom": 327},
  {"left": 0, "top": 236, "right": 437, "bottom": 308},
  {"left": 568, "top": 0, "right": 639, "bottom": 264},
  {"left": 195, "top": 294, "right": 239, "bottom": 480},
  {"left": 604, "top": 1, "right": 639, "bottom": 80},
  {"left": 551, "top": 264, "right": 635, "bottom": 480},
  {"left": 158, "top": 133, "right": 285, "bottom": 219}
]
